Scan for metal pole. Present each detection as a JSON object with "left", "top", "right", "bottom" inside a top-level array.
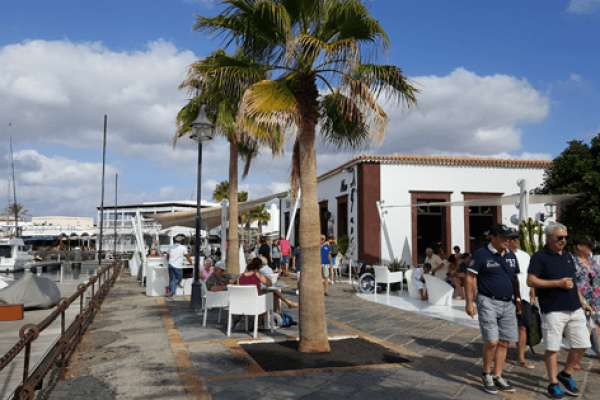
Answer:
[
  {"left": 9, "top": 136, "right": 18, "bottom": 237},
  {"left": 113, "top": 173, "right": 118, "bottom": 258},
  {"left": 191, "top": 140, "right": 203, "bottom": 309},
  {"left": 286, "top": 189, "right": 301, "bottom": 241},
  {"left": 98, "top": 115, "right": 107, "bottom": 265}
]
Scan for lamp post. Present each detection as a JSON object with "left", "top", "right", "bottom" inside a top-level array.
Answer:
[{"left": 190, "top": 105, "right": 214, "bottom": 309}]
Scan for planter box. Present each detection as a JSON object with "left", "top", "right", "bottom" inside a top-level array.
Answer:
[{"left": 0, "top": 304, "right": 24, "bottom": 321}]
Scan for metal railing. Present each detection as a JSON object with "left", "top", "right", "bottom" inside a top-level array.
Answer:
[{"left": 0, "top": 262, "right": 122, "bottom": 399}]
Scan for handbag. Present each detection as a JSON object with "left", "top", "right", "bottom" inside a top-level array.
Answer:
[{"left": 527, "top": 304, "right": 543, "bottom": 351}]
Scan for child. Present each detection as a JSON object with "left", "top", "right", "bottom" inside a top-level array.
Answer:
[{"left": 414, "top": 263, "right": 432, "bottom": 300}]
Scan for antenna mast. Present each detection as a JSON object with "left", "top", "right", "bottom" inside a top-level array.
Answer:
[{"left": 9, "top": 136, "right": 18, "bottom": 237}]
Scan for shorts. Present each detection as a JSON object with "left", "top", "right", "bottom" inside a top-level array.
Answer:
[
  {"left": 476, "top": 294, "right": 518, "bottom": 343},
  {"left": 281, "top": 255, "right": 290, "bottom": 265},
  {"left": 542, "top": 308, "right": 591, "bottom": 352},
  {"left": 517, "top": 300, "right": 532, "bottom": 328},
  {"left": 322, "top": 264, "right": 330, "bottom": 278}
]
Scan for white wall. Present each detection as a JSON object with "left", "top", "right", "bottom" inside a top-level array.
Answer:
[{"left": 379, "top": 164, "right": 547, "bottom": 263}]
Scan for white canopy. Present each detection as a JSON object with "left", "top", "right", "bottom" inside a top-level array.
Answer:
[
  {"left": 381, "top": 193, "right": 579, "bottom": 209},
  {"left": 152, "top": 192, "right": 285, "bottom": 229}
]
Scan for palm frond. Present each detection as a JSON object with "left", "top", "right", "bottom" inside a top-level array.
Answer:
[
  {"left": 341, "top": 75, "right": 387, "bottom": 140},
  {"left": 319, "top": 91, "right": 371, "bottom": 148},
  {"left": 352, "top": 64, "right": 418, "bottom": 106},
  {"left": 321, "top": 0, "right": 389, "bottom": 50},
  {"left": 194, "top": 0, "right": 289, "bottom": 62},
  {"left": 189, "top": 50, "right": 268, "bottom": 98},
  {"left": 239, "top": 79, "right": 299, "bottom": 131}
]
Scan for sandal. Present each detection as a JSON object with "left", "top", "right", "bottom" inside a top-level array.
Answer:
[{"left": 518, "top": 361, "right": 535, "bottom": 369}]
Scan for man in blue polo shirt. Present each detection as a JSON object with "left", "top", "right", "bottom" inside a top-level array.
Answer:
[
  {"left": 528, "top": 222, "right": 590, "bottom": 399},
  {"left": 465, "top": 224, "right": 521, "bottom": 394},
  {"left": 320, "top": 235, "right": 332, "bottom": 295}
]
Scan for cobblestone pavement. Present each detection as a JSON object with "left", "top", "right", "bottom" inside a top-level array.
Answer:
[{"left": 52, "top": 275, "right": 600, "bottom": 400}]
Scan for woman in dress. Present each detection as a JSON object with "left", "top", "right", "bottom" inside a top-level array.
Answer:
[{"left": 572, "top": 236, "right": 600, "bottom": 360}]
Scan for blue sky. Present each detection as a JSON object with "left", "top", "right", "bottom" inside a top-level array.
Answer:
[{"left": 0, "top": 0, "right": 599, "bottom": 217}]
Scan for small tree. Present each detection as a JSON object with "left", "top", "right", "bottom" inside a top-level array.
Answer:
[{"left": 539, "top": 134, "right": 600, "bottom": 241}]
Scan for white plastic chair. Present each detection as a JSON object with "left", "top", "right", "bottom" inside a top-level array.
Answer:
[
  {"left": 404, "top": 269, "right": 420, "bottom": 299},
  {"left": 373, "top": 265, "right": 404, "bottom": 295},
  {"left": 200, "top": 280, "right": 229, "bottom": 327},
  {"left": 226, "top": 285, "right": 272, "bottom": 338},
  {"left": 423, "top": 274, "right": 454, "bottom": 306}
]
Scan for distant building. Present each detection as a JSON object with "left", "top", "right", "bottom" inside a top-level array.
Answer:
[
  {"left": 97, "top": 200, "right": 218, "bottom": 253},
  {"left": 31, "top": 216, "right": 94, "bottom": 228}
]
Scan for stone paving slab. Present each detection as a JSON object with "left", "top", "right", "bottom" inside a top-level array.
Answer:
[{"left": 46, "top": 274, "right": 600, "bottom": 400}]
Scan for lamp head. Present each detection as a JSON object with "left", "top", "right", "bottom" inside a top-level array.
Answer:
[{"left": 190, "top": 106, "right": 215, "bottom": 142}]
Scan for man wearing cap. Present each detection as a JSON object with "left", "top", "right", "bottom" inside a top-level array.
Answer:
[
  {"left": 206, "top": 261, "right": 233, "bottom": 292},
  {"left": 527, "top": 222, "right": 590, "bottom": 399},
  {"left": 465, "top": 224, "right": 521, "bottom": 394},
  {"left": 166, "top": 235, "right": 193, "bottom": 297}
]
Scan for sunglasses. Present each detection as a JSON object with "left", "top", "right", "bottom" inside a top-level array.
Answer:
[{"left": 556, "top": 235, "right": 568, "bottom": 241}]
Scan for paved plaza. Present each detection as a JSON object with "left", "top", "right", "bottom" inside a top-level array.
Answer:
[{"left": 49, "top": 275, "right": 600, "bottom": 400}]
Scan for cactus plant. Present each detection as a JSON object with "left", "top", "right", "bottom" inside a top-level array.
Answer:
[{"left": 519, "top": 218, "right": 545, "bottom": 255}]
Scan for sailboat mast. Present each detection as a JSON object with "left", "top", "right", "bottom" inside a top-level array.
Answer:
[
  {"left": 9, "top": 136, "right": 18, "bottom": 237},
  {"left": 98, "top": 115, "right": 108, "bottom": 265}
]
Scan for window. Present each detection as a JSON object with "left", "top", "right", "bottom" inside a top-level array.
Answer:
[{"left": 0, "top": 246, "right": 12, "bottom": 258}]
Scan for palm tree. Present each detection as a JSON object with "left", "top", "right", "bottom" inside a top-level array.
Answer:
[
  {"left": 176, "top": 50, "right": 282, "bottom": 274},
  {"left": 5, "top": 203, "right": 27, "bottom": 220},
  {"left": 195, "top": 0, "right": 417, "bottom": 352},
  {"left": 213, "top": 180, "right": 248, "bottom": 203}
]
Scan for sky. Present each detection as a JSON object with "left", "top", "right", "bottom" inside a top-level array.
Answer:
[{"left": 0, "top": 0, "right": 599, "bottom": 219}]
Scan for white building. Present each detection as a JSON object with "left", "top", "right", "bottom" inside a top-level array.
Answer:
[
  {"left": 97, "top": 200, "right": 218, "bottom": 253},
  {"left": 31, "top": 216, "right": 94, "bottom": 228},
  {"left": 281, "top": 154, "right": 552, "bottom": 265}
]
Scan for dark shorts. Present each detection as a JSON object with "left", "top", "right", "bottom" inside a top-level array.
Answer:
[{"left": 517, "top": 300, "right": 532, "bottom": 328}]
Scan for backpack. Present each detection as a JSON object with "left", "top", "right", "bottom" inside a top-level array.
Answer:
[
  {"left": 527, "top": 304, "right": 543, "bottom": 350},
  {"left": 280, "top": 312, "right": 297, "bottom": 328},
  {"left": 331, "top": 243, "right": 339, "bottom": 257}
]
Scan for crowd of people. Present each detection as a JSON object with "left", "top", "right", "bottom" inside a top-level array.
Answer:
[
  {"left": 160, "top": 224, "right": 600, "bottom": 398},
  {"left": 417, "top": 222, "right": 600, "bottom": 398}
]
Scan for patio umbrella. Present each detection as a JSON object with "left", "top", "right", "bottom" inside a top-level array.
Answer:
[{"left": 238, "top": 244, "right": 246, "bottom": 275}]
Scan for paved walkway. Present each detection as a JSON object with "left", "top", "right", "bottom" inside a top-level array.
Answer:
[{"left": 50, "top": 275, "right": 600, "bottom": 399}]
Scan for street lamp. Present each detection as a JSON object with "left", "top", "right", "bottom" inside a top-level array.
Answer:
[{"left": 190, "top": 105, "right": 215, "bottom": 309}]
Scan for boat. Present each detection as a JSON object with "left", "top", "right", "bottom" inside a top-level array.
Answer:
[{"left": 0, "top": 237, "right": 34, "bottom": 272}]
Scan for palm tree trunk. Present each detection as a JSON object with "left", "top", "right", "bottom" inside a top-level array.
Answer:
[
  {"left": 297, "top": 76, "right": 330, "bottom": 353},
  {"left": 226, "top": 140, "right": 240, "bottom": 274}
]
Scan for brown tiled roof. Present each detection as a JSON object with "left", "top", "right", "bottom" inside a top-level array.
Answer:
[{"left": 318, "top": 154, "right": 552, "bottom": 181}]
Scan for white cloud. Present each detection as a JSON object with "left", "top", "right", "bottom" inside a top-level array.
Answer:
[
  {"left": 0, "top": 40, "right": 553, "bottom": 216},
  {"left": 0, "top": 39, "right": 196, "bottom": 155},
  {"left": 377, "top": 68, "right": 550, "bottom": 154},
  {"left": 0, "top": 150, "right": 117, "bottom": 217},
  {"left": 567, "top": 0, "right": 600, "bottom": 14}
]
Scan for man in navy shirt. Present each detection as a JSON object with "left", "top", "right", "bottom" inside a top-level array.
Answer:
[
  {"left": 528, "top": 222, "right": 590, "bottom": 399},
  {"left": 465, "top": 224, "right": 521, "bottom": 394}
]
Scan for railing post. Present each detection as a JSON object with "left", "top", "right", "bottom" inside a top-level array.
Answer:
[{"left": 22, "top": 342, "right": 30, "bottom": 384}]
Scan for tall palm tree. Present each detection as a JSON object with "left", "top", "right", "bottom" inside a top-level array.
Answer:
[
  {"left": 196, "top": 0, "right": 417, "bottom": 352},
  {"left": 176, "top": 50, "right": 281, "bottom": 274}
]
